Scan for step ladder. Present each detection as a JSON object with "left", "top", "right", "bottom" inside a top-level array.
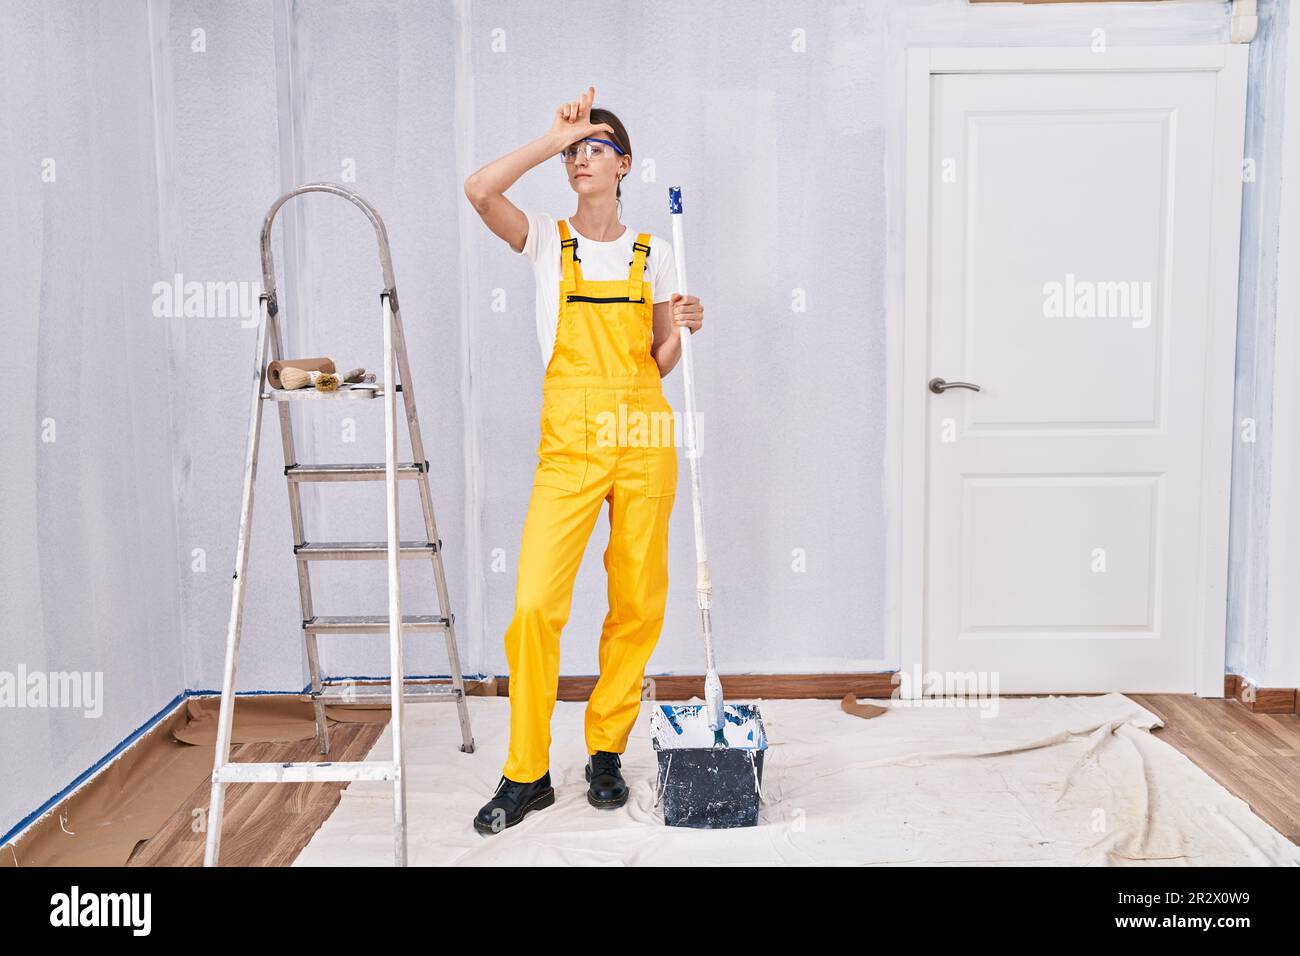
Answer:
[{"left": 203, "top": 183, "right": 474, "bottom": 867}]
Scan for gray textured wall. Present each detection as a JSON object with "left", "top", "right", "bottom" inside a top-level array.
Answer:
[{"left": 5, "top": 0, "right": 1288, "bottom": 843}]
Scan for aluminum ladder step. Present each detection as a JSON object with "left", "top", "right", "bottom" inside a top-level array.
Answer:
[
  {"left": 304, "top": 613, "right": 452, "bottom": 633},
  {"left": 314, "top": 681, "right": 463, "bottom": 705},
  {"left": 286, "top": 462, "right": 428, "bottom": 482},
  {"left": 294, "top": 540, "right": 441, "bottom": 560},
  {"left": 213, "top": 760, "right": 397, "bottom": 784}
]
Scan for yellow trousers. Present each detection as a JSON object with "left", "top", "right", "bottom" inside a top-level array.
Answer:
[{"left": 502, "top": 412, "right": 675, "bottom": 783}]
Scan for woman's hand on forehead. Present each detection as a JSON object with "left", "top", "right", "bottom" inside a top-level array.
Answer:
[{"left": 550, "top": 85, "right": 614, "bottom": 146}]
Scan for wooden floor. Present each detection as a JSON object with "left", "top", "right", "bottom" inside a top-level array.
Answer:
[
  {"left": 1128, "top": 694, "right": 1300, "bottom": 843},
  {"left": 128, "top": 693, "right": 1300, "bottom": 865}
]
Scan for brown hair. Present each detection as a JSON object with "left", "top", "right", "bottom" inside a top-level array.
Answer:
[{"left": 589, "top": 107, "right": 631, "bottom": 204}]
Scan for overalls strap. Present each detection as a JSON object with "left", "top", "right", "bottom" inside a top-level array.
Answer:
[
  {"left": 627, "top": 233, "right": 651, "bottom": 301},
  {"left": 558, "top": 218, "right": 583, "bottom": 293}
]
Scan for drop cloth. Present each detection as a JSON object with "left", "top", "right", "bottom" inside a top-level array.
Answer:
[{"left": 292, "top": 693, "right": 1300, "bottom": 866}]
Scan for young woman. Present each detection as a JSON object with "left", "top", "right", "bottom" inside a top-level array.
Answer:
[{"left": 463, "top": 86, "right": 704, "bottom": 834}]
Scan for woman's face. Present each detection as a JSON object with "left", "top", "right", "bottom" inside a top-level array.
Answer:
[{"left": 566, "top": 139, "right": 629, "bottom": 199}]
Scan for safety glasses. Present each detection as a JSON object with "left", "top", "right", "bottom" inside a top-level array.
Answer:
[{"left": 559, "top": 138, "right": 625, "bottom": 164}]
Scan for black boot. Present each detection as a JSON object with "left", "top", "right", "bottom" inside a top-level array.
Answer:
[
  {"left": 473, "top": 771, "right": 555, "bottom": 835},
  {"left": 584, "top": 751, "right": 628, "bottom": 808}
]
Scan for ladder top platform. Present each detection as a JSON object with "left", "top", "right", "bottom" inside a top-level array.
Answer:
[{"left": 262, "top": 382, "right": 394, "bottom": 401}]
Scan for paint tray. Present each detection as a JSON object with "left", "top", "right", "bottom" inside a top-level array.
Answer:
[{"left": 650, "top": 703, "right": 767, "bottom": 828}]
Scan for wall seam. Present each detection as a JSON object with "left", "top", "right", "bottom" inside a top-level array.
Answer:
[{"left": 453, "top": 0, "right": 487, "bottom": 675}]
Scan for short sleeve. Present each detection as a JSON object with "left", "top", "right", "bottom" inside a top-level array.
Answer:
[
  {"left": 651, "top": 236, "right": 679, "bottom": 304},
  {"left": 518, "top": 208, "right": 556, "bottom": 263}
]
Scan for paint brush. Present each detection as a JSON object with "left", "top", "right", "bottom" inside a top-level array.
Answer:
[{"left": 280, "top": 366, "right": 340, "bottom": 391}]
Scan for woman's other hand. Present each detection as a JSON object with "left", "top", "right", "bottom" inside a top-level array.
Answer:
[
  {"left": 651, "top": 294, "right": 704, "bottom": 376},
  {"left": 548, "top": 85, "right": 614, "bottom": 148},
  {"left": 670, "top": 293, "right": 703, "bottom": 335}
]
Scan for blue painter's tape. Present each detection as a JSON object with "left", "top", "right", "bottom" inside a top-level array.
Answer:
[{"left": 668, "top": 186, "right": 682, "bottom": 213}]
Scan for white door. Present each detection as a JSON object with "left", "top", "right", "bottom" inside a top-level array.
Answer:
[{"left": 907, "top": 50, "right": 1246, "bottom": 694}]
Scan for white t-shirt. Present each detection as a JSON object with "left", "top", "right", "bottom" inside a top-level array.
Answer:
[{"left": 515, "top": 208, "right": 679, "bottom": 367}]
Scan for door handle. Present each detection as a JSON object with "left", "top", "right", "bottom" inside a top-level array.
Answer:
[{"left": 928, "top": 377, "right": 981, "bottom": 394}]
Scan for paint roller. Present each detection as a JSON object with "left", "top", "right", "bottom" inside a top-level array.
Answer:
[
  {"left": 646, "top": 187, "right": 769, "bottom": 829},
  {"left": 668, "top": 185, "right": 728, "bottom": 749}
]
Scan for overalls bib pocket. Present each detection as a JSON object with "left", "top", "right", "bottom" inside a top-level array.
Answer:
[{"left": 534, "top": 388, "right": 589, "bottom": 493}]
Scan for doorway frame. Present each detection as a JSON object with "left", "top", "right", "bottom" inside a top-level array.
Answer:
[{"left": 894, "top": 46, "right": 1248, "bottom": 699}]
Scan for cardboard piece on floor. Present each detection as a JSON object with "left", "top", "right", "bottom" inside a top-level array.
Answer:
[
  {"left": 841, "top": 693, "right": 888, "bottom": 719},
  {"left": 173, "top": 696, "right": 390, "bottom": 747}
]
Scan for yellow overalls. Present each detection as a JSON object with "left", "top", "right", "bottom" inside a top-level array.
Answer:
[{"left": 502, "top": 218, "right": 678, "bottom": 783}]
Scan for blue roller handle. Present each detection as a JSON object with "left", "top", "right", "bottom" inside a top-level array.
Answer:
[{"left": 669, "top": 185, "right": 682, "bottom": 214}]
